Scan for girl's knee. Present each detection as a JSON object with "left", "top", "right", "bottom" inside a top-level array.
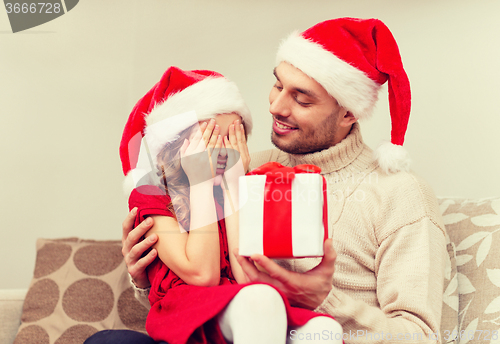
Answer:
[
  {"left": 233, "top": 284, "right": 285, "bottom": 315},
  {"left": 288, "top": 316, "right": 343, "bottom": 344},
  {"left": 218, "top": 284, "right": 288, "bottom": 344},
  {"left": 236, "top": 284, "right": 282, "bottom": 304},
  {"left": 306, "top": 316, "right": 341, "bottom": 330}
]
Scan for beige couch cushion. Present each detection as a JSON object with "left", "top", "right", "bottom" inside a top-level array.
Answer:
[
  {"left": 13, "top": 238, "right": 148, "bottom": 344},
  {"left": 441, "top": 223, "right": 459, "bottom": 343},
  {"left": 440, "top": 198, "right": 500, "bottom": 344},
  {"left": 0, "top": 289, "right": 27, "bottom": 344}
]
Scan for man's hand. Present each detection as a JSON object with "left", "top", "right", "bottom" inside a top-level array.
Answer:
[
  {"left": 235, "top": 238, "right": 336, "bottom": 310},
  {"left": 122, "top": 208, "right": 157, "bottom": 289}
]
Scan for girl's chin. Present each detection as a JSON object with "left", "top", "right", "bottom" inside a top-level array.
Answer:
[{"left": 214, "top": 174, "right": 223, "bottom": 186}]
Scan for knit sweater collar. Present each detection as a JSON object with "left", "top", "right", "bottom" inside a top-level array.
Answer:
[{"left": 288, "top": 123, "right": 372, "bottom": 175}]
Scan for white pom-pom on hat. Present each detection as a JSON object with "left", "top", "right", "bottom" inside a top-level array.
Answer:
[{"left": 373, "top": 142, "right": 411, "bottom": 174}]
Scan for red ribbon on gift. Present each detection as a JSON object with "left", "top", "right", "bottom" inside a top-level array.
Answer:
[{"left": 247, "top": 162, "right": 328, "bottom": 257}]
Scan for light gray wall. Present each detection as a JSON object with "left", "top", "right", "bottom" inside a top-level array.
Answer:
[{"left": 1, "top": 0, "right": 499, "bottom": 289}]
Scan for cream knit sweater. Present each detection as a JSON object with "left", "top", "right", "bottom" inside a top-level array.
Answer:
[
  {"left": 249, "top": 123, "right": 447, "bottom": 344},
  {"left": 133, "top": 123, "right": 447, "bottom": 343}
]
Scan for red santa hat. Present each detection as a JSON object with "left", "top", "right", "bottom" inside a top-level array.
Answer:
[
  {"left": 119, "top": 66, "right": 252, "bottom": 194},
  {"left": 276, "top": 17, "right": 411, "bottom": 173}
]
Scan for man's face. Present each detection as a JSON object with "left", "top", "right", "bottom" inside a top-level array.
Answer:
[{"left": 269, "top": 62, "right": 347, "bottom": 154}]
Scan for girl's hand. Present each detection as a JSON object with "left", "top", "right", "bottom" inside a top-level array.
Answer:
[
  {"left": 180, "top": 119, "right": 222, "bottom": 186},
  {"left": 222, "top": 120, "right": 250, "bottom": 186}
]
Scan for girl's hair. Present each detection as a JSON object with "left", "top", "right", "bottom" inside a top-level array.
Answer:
[{"left": 156, "top": 125, "right": 194, "bottom": 230}]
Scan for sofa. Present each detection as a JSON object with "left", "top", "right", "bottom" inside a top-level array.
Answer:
[{"left": 1, "top": 197, "right": 499, "bottom": 344}]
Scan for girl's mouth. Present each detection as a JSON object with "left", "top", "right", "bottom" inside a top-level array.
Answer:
[{"left": 216, "top": 158, "right": 227, "bottom": 175}]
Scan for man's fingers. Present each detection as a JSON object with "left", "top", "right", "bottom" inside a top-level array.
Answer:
[
  {"left": 235, "top": 254, "right": 258, "bottom": 276},
  {"left": 235, "top": 252, "right": 268, "bottom": 282},
  {"left": 323, "top": 238, "right": 337, "bottom": 265},
  {"left": 126, "top": 232, "right": 157, "bottom": 264},
  {"left": 122, "top": 208, "right": 138, "bottom": 244},
  {"left": 122, "top": 217, "right": 154, "bottom": 258},
  {"left": 250, "top": 254, "right": 291, "bottom": 283},
  {"left": 132, "top": 247, "right": 157, "bottom": 273},
  {"left": 309, "top": 238, "right": 336, "bottom": 276},
  {"left": 128, "top": 247, "right": 156, "bottom": 289}
]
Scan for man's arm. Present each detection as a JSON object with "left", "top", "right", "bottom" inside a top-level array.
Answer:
[
  {"left": 237, "top": 219, "right": 446, "bottom": 343},
  {"left": 323, "top": 218, "right": 445, "bottom": 343}
]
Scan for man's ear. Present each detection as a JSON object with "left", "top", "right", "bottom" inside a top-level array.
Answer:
[{"left": 339, "top": 110, "right": 357, "bottom": 128}]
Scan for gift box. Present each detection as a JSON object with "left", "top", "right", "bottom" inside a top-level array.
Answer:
[{"left": 239, "top": 162, "right": 328, "bottom": 258}]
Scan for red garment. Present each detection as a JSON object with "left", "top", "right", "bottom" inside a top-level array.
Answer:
[{"left": 129, "top": 185, "right": 327, "bottom": 344}]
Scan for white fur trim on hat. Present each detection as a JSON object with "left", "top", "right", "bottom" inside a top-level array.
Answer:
[
  {"left": 125, "top": 77, "right": 252, "bottom": 194},
  {"left": 123, "top": 128, "right": 171, "bottom": 196},
  {"left": 144, "top": 110, "right": 198, "bottom": 162},
  {"left": 123, "top": 168, "right": 150, "bottom": 196},
  {"left": 373, "top": 141, "right": 411, "bottom": 174},
  {"left": 276, "top": 31, "right": 380, "bottom": 120},
  {"left": 145, "top": 76, "right": 252, "bottom": 143}
]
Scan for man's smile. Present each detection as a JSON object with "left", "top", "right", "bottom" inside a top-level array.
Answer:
[{"left": 273, "top": 118, "right": 298, "bottom": 135}]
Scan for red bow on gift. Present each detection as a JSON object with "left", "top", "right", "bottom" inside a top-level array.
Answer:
[
  {"left": 246, "top": 162, "right": 328, "bottom": 258},
  {"left": 247, "top": 162, "right": 322, "bottom": 178}
]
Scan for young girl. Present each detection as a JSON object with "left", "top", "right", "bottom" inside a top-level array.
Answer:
[{"left": 119, "top": 66, "right": 341, "bottom": 344}]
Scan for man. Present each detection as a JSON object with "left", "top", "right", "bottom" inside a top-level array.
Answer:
[{"left": 91, "top": 18, "right": 447, "bottom": 344}]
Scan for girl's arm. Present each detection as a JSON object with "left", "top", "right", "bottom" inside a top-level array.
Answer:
[
  {"left": 145, "top": 179, "right": 220, "bottom": 287},
  {"left": 145, "top": 121, "right": 222, "bottom": 287},
  {"left": 223, "top": 120, "right": 251, "bottom": 284},
  {"left": 224, "top": 203, "right": 249, "bottom": 284}
]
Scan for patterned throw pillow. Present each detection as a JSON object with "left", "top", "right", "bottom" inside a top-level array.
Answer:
[
  {"left": 440, "top": 211, "right": 459, "bottom": 344},
  {"left": 440, "top": 198, "right": 500, "bottom": 344},
  {"left": 14, "top": 238, "right": 148, "bottom": 344}
]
